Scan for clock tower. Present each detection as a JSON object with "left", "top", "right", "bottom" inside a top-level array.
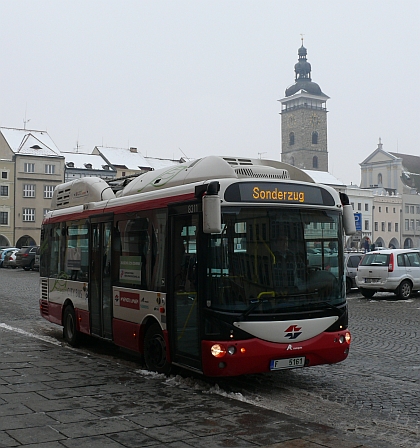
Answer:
[{"left": 279, "top": 41, "right": 329, "bottom": 171}]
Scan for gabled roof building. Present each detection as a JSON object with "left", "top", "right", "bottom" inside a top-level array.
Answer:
[{"left": 0, "top": 127, "right": 64, "bottom": 247}]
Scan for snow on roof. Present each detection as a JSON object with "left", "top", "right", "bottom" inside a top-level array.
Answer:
[
  {"left": 0, "top": 127, "right": 61, "bottom": 157},
  {"left": 62, "top": 152, "right": 115, "bottom": 171},
  {"left": 145, "top": 157, "right": 182, "bottom": 170},
  {"left": 303, "top": 169, "right": 345, "bottom": 186},
  {"left": 95, "top": 147, "right": 151, "bottom": 170}
]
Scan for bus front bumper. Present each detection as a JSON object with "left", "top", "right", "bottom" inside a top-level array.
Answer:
[{"left": 201, "top": 330, "right": 351, "bottom": 377}]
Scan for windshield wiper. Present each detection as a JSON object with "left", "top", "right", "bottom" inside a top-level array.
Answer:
[
  {"left": 315, "top": 301, "right": 346, "bottom": 317},
  {"left": 237, "top": 291, "right": 274, "bottom": 320}
]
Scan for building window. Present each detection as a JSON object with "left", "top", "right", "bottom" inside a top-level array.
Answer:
[
  {"left": 24, "top": 163, "right": 35, "bottom": 173},
  {"left": 393, "top": 208, "right": 396, "bottom": 213},
  {"left": 312, "top": 131, "right": 318, "bottom": 144},
  {"left": 374, "top": 222, "right": 378, "bottom": 231},
  {"left": 312, "top": 156, "right": 318, "bottom": 169},
  {"left": 405, "top": 205, "right": 409, "bottom": 213},
  {"left": 417, "top": 206, "right": 420, "bottom": 214},
  {"left": 381, "top": 222, "right": 385, "bottom": 231},
  {"left": 378, "top": 173, "right": 382, "bottom": 185},
  {"left": 365, "top": 203, "right": 369, "bottom": 211},
  {"left": 289, "top": 132, "right": 295, "bottom": 145},
  {"left": 405, "top": 219, "right": 409, "bottom": 231},
  {"left": 365, "top": 220, "right": 369, "bottom": 230},
  {"left": 386, "top": 207, "right": 388, "bottom": 213},
  {"left": 395, "top": 223, "right": 398, "bottom": 232},
  {"left": 388, "top": 222, "right": 391, "bottom": 232},
  {"left": 44, "top": 185, "right": 54, "bottom": 199},
  {"left": 22, "top": 208, "right": 35, "bottom": 222},
  {"left": 1, "top": 171, "right": 7, "bottom": 179},
  {"left": 379, "top": 206, "right": 382, "bottom": 212},
  {"left": 45, "top": 164, "right": 55, "bottom": 174},
  {"left": 43, "top": 208, "right": 50, "bottom": 217},
  {"left": 357, "top": 203, "right": 361, "bottom": 211},
  {"left": 23, "top": 184, "right": 35, "bottom": 197},
  {"left": 410, "top": 206, "right": 415, "bottom": 214},
  {"left": 0, "top": 185, "right": 8, "bottom": 196},
  {"left": 351, "top": 202, "right": 354, "bottom": 210},
  {"left": 0, "top": 211, "right": 8, "bottom": 225}
]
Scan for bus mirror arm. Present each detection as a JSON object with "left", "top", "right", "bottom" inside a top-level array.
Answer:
[{"left": 202, "top": 181, "right": 222, "bottom": 234}]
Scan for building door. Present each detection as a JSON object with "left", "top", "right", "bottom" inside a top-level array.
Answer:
[{"left": 90, "top": 216, "right": 113, "bottom": 339}]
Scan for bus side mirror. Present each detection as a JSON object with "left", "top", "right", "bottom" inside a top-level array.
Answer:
[
  {"left": 339, "top": 192, "right": 356, "bottom": 235},
  {"left": 343, "top": 205, "right": 356, "bottom": 235},
  {"left": 202, "top": 181, "right": 221, "bottom": 234}
]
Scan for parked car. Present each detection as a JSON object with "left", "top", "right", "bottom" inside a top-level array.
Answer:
[
  {"left": 0, "top": 247, "right": 19, "bottom": 268},
  {"left": 344, "top": 251, "right": 364, "bottom": 294},
  {"left": 15, "top": 246, "right": 39, "bottom": 271},
  {"left": 33, "top": 246, "right": 40, "bottom": 271},
  {"left": 355, "top": 249, "right": 420, "bottom": 299},
  {"left": 3, "top": 249, "right": 19, "bottom": 269}
]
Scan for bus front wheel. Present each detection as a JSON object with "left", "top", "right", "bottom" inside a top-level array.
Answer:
[
  {"left": 63, "top": 305, "right": 80, "bottom": 347},
  {"left": 144, "top": 323, "right": 171, "bottom": 375}
]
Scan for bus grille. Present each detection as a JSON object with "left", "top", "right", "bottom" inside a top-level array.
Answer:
[
  {"left": 41, "top": 279, "right": 48, "bottom": 301},
  {"left": 40, "top": 300, "right": 49, "bottom": 317}
]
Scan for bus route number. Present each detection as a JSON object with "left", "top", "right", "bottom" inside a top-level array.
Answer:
[{"left": 188, "top": 204, "right": 198, "bottom": 214}]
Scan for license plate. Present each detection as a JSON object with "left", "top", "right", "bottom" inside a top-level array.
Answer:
[
  {"left": 270, "top": 357, "right": 305, "bottom": 370},
  {"left": 365, "top": 278, "right": 379, "bottom": 283}
]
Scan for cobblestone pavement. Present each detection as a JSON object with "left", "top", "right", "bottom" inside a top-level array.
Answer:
[
  {"left": 0, "top": 269, "right": 419, "bottom": 447},
  {"left": 213, "top": 291, "right": 420, "bottom": 448}
]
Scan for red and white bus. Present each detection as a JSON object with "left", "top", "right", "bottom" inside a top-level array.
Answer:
[{"left": 39, "top": 156, "right": 355, "bottom": 377}]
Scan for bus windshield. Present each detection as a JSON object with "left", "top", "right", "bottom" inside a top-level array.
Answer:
[{"left": 206, "top": 207, "right": 344, "bottom": 313}]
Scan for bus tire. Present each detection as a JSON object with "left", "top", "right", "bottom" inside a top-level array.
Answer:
[
  {"left": 360, "top": 288, "right": 375, "bottom": 298},
  {"left": 63, "top": 305, "right": 80, "bottom": 347},
  {"left": 144, "top": 323, "right": 171, "bottom": 375},
  {"left": 396, "top": 280, "right": 412, "bottom": 300}
]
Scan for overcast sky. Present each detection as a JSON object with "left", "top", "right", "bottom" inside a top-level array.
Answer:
[{"left": 1, "top": 1, "right": 419, "bottom": 185}]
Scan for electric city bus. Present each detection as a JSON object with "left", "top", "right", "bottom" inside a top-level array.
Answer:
[{"left": 39, "top": 156, "right": 355, "bottom": 377}]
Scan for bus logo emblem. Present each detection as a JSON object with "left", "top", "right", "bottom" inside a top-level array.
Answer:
[{"left": 284, "top": 325, "right": 302, "bottom": 339}]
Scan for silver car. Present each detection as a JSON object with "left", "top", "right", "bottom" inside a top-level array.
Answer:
[
  {"left": 355, "top": 249, "right": 420, "bottom": 299},
  {"left": 344, "top": 252, "right": 364, "bottom": 294}
]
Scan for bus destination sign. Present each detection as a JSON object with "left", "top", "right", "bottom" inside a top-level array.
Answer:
[{"left": 224, "top": 182, "right": 335, "bottom": 206}]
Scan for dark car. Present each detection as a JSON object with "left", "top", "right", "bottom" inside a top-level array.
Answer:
[
  {"left": 15, "top": 246, "right": 39, "bottom": 271},
  {"left": 33, "top": 246, "right": 40, "bottom": 271}
]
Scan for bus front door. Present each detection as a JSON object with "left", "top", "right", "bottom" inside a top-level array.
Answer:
[
  {"left": 89, "top": 218, "right": 113, "bottom": 340},
  {"left": 169, "top": 213, "right": 201, "bottom": 370}
]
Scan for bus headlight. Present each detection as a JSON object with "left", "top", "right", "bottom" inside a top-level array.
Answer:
[
  {"left": 211, "top": 344, "right": 226, "bottom": 358},
  {"left": 345, "top": 332, "right": 351, "bottom": 344}
]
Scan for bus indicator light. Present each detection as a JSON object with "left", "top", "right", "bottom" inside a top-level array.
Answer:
[
  {"left": 240, "top": 347, "right": 246, "bottom": 354},
  {"left": 159, "top": 307, "right": 165, "bottom": 313}
]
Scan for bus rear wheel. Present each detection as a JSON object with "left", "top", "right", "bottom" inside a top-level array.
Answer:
[
  {"left": 144, "top": 323, "right": 171, "bottom": 375},
  {"left": 63, "top": 305, "right": 80, "bottom": 347}
]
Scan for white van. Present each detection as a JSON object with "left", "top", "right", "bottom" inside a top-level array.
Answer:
[{"left": 355, "top": 249, "right": 420, "bottom": 299}]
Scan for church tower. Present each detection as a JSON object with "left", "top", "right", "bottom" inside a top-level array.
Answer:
[{"left": 279, "top": 40, "right": 329, "bottom": 171}]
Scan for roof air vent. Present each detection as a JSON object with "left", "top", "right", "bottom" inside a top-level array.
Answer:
[{"left": 234, "top": 166, "right": 290, "bottom": 179}]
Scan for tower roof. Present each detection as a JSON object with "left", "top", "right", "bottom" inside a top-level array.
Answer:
[{"left": 285, "top": 42, "right": 328, "bottom": 98}]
